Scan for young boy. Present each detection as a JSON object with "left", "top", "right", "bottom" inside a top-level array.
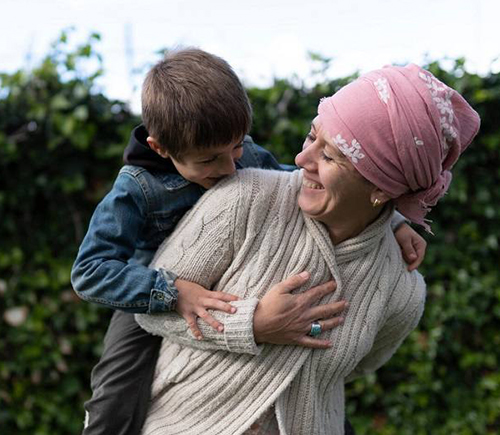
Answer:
[{"left": 72, "top": 48, "right": 425, "bottom": 435}]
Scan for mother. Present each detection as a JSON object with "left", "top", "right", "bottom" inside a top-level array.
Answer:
[{"left": 136, "top": 64, "right": 480, "bottom": 434}]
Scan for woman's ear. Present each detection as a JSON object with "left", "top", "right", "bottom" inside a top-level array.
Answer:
[
  {"left": 370, "top": 188, "right": 391, "bottom": 207},
  {"left": 147, "top": 136, "right": 170, "bottom": 159}
]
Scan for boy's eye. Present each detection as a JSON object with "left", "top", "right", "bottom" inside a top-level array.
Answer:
[
  {"left": 200, "top": 157, "right": 217, "bottom": 164},
  {"left": 199, "top": 143, "right": 243, "bottom": 164}
]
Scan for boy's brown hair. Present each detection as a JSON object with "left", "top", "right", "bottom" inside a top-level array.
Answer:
[{"left": 142, "top": 48, "right": 252, "bottom": 161}]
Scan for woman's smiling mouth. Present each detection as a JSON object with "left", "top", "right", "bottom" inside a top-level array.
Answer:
[{"left": 302, "top": 178, "right": 324, "bottom": 190}]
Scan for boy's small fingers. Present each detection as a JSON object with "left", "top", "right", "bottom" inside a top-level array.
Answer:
[
  {"left": 210, "top": 291, "right": 239, "bottom": 302},
  {"left": 415, "top": 241, "right": 426, "bottom": 259},
  {"left": 198, "top": 310, "right": 224, "bottom": 333},
  {"left": 403, "top": 241, "right": 417, "bottom": 260},
  {"left": 186, "top": 317, "right": 203, "bottom": 340},
  {"left": 407, "top": 243, "right": 425, "bottom": 270},
  {"left": 203, "top": 299, "right": 236, "bottom": 314},
  {"left": 407, "top": 258, "right": 420, "bottom": 271},
  {"left": 191, "top": 326, "right": 203, "bottom": 340}
]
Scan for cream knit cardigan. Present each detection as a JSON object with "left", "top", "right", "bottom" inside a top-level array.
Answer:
[{"left": 136, "top": 168, "right": 426, "bottom": 435}]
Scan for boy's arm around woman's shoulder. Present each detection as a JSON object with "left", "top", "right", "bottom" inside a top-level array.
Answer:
[
  {"left": 136, "top": 170, "right": 272, "bottom": 355},
  {"left": 70, "top": 169, "right": 177, "bottom": 314}
]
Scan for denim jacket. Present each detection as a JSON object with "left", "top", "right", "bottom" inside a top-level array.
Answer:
[{"left": 71, "top": 127, "right": 288, "bottom": 314}]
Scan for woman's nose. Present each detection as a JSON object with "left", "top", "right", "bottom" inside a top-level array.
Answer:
[
  {"left": 295, "top": 150, "right": 306, "bottom": 168},
  {"left": 295, "top": 145, "right": 315, "bottom": 170}
]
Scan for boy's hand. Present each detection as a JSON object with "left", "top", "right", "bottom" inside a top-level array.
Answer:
[
  {"left": 253, "top": 272, "right": 347, "bottom": 349},
  {"left": 175, "top": 279, "right": 239, "bottom": 340},
  {"left": 395, "top": 223, "right": 427, "bottom": 271}
]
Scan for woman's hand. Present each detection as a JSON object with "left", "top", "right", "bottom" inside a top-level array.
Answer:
[
  {"left": 253, "top": 272, "right": 347, "bottom": 348},
  {"left": 394, "top": 223, "right": 427, "bottom": 271},
  {"left": 175, "top": 279, "right": 239, "bottom": 340}
]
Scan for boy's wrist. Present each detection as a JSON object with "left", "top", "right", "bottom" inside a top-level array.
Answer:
[
  {"left": 148, "top": 269, "right": 179, "bottom": 313},
  {"left": 391, "top": 210, "right": 408, "bottom": 232}
]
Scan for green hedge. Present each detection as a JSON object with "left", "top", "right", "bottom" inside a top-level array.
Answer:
[
  {"left": 0, "top": 32, "right": 139, "bottom": 434},
  {"left": 0, "top": 34, "right": 498, "bottom": 434}
]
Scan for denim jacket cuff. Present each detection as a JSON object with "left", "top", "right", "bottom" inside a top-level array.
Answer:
[{"left": 149, "top": 269, "right": 179, "bottom": 313}]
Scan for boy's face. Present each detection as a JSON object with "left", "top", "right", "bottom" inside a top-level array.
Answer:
[{"left": 148, "top": 137, "right": 244, "bottom": 189}]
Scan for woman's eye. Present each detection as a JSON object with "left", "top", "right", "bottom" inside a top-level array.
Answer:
[
  {"left": 321, "top": 152, "right": 334, "bottom": 162},
  {"left": 306, "top": 133, "right": 315, "bottom": 142}
]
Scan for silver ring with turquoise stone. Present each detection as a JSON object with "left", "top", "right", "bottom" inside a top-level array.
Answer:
[{"left": 309, "top": 321, "right": 322, "bottom": 337}]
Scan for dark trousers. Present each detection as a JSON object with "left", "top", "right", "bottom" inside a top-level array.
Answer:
[
  {"left": 82, "top": 311, "right": 162, "bottom": 435},
  {"left": 345, "top": 418, "right": 356, "bottom": 435},
  {"left": 83, "top": 310, "right": 356, "bottom": 435}
]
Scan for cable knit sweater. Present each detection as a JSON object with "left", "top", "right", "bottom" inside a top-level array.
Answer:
[{"left": 136, "top": 168, "right": 426, "bottom": 435}]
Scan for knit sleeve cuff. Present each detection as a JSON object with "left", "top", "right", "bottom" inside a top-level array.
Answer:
[{"left": 222, "top": 298, "right": 263, "bottom": 355}]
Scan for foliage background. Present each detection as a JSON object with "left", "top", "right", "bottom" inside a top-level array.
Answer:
[{"left": 1, "top": 33, "right": 499, "bottom": 435}]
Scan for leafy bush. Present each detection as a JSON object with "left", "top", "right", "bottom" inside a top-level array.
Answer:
[
  {"left": 0, "top": 31, "right": 139, "bottom": 434},
  {"left": 0, "top": 34, "right": 498, "bottom": 434}
]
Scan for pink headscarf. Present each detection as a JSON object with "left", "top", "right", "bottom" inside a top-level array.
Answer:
[{"left": 318, "top": 64, "right": 480, "bottom": 233}]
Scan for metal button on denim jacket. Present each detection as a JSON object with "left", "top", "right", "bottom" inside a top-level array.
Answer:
[{"left": 71, "top": 137, "right": 288, "bottom": 313}]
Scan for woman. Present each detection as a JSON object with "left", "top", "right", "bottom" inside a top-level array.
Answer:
[{"left": 136, "top": 64, "right": 480, "bottom": 434}]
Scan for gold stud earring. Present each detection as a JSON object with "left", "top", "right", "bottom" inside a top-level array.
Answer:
[{"left": 372, "top": 198, "right": 382, "bottom": 208}]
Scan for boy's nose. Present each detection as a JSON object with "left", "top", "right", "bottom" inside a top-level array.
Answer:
[{"left": 219, "top": 156, "right": 236, "bottom": 175}]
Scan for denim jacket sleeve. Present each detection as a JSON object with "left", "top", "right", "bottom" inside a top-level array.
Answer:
[
  {"left": 135, "top": 173, "right": 262, "bottom": 354},
  {"left": 70, "top": 171, "right": 177, "bottom": 313}
]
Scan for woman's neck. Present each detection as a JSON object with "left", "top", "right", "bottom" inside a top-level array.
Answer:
[{"left": 325, "top": 206, "right": 385, "bottom": 245}]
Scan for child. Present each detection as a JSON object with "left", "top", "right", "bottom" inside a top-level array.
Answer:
[{"left": 71, "top": 48, "right": 425, "bottom": 434}]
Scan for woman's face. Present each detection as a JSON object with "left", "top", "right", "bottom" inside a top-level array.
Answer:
[{"left": 295, "top": 117, "right": 374, "bottom": 226}]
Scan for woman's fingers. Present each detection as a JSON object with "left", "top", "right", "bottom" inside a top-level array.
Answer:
[
  {"left": 302, "top": 280, "right": 337, "bottom": 303},
  {"left": 293, "top": 316, "right": 344, "bottom": 349},
  {"left": 295, "top": 336, "right": 332, "bottom": 349},
  {"left": 274, "top": 271, "right": 311, "bottom": 294},
  {"left": 318, "top": 316, "right": 345, "bottom": 331},
  {"left": 309, "top": 300, "right": 348, "bottom": 321}
]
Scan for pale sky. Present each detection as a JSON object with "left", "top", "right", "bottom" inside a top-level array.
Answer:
[{"left": 2, "top": 0, "right": 500, "bottom": 113}]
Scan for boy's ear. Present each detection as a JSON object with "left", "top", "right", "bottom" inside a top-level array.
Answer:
[
  {"left": 147, "top": 136, "right": 170, "bottom": 159},
  {"left": 370, "top": 188, "right": 391, "bottom": 206}
]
